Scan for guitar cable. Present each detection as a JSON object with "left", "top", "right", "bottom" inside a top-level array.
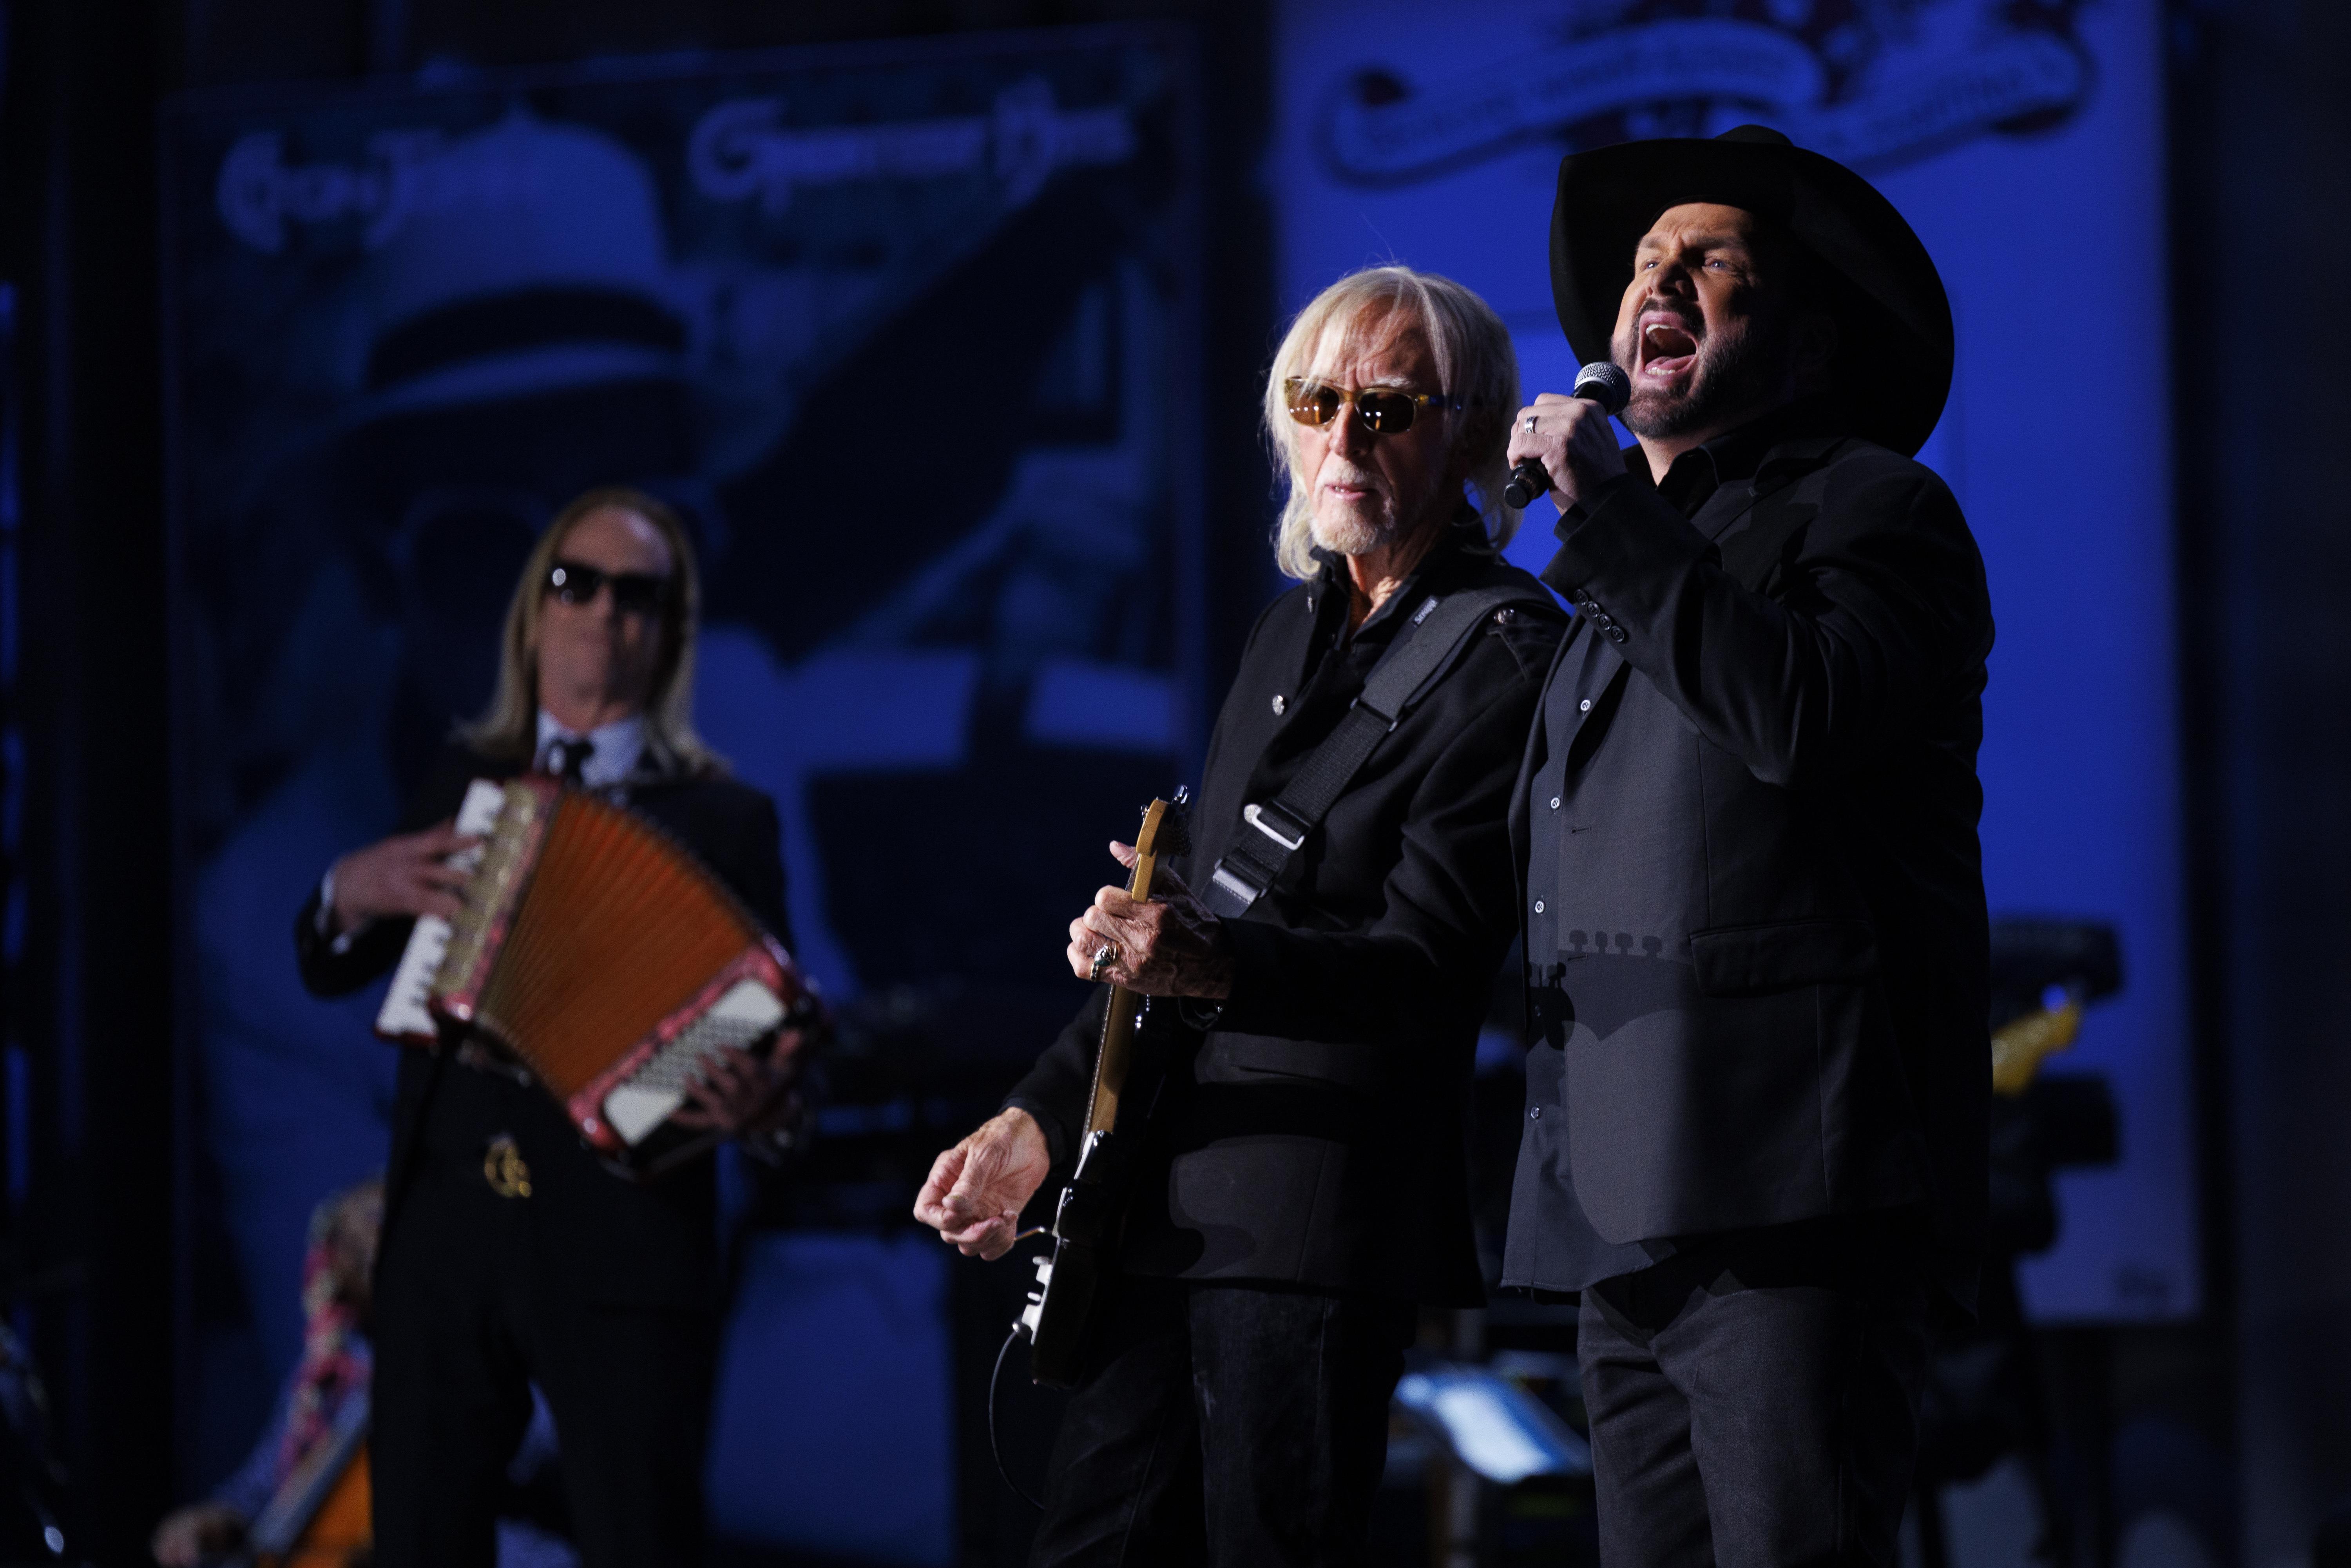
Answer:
[{"left": 989, "top": 1324, "right": 1046, "bottom": 1510}]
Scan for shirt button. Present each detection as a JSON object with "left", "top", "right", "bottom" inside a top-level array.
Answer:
[
  {"left": 1528, "top": 1106, "right": 1543, "bottom": 1121},
  {"left": 1549, "top": 796, "right": 1561, "bottom": 810},
  {"left": 1579, "top": 698, "right": 1592, "bottom": 712},
  {"left": 1271, "top": 694, "right": 1286, "bottom": 715},
  {"left": 1533, "top": 900, "right": 1545, "bottom": 914}
]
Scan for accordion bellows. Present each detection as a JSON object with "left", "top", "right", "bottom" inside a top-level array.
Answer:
[{"left": 426, "top": 776, "right": 814, "bottom": 1172}]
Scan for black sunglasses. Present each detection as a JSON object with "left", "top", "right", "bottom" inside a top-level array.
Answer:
[
  {"left": 545, "top": 559, "right": 670, "bottom": 617},
  {"left": 1283, "top": 377, "right": 1463, "bottom": 435}
]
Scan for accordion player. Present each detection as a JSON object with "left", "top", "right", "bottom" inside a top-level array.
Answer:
[{"left": 291, "top": 488, "right": 797, "bottom": 1564}]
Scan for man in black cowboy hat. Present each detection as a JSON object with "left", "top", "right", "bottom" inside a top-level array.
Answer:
[{"left": 1502, "top": 125, "right": 1993, "bottom": 1565}]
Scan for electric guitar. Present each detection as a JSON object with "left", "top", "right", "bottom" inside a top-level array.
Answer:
[
  {"left": 1015, "top": 792, "right": 1191, "bottom": 1389},
  {"left": 222, "top": 1390, "right": 370, "bottom": 1567}
]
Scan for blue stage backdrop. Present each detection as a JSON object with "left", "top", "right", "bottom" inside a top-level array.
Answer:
[
  {"left": 1271, "top": 0, "right": 2188, "bottom": 1322},
  {"left": 161, "top": 29, "right": 1200, "bottom": 1559}
]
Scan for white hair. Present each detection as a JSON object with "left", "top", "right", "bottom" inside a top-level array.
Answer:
[{"left": 1261, "top": 265, "right": 1522, "bottom": 581}]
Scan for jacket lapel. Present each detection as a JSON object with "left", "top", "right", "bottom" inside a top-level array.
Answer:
[
  {"left": 1507, "top": 616, "right": 1582, "bottom": 893},
  {"left": 1560, "top": 641, "right": 1631, "bottom": 771},
  {"left": 1714, "top": 436, "right": 1846, "bottom": 588}
]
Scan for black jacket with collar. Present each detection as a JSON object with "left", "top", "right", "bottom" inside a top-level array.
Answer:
[
  {"left": 1006, "top": 525, "right": 1567, "bottom": 1306},
  {"left": 293, "top": 739, "right": 788, "bottom": 1308},
  {"left": 1505, "top": 416, "right": 1994, "bottom": 1307}
]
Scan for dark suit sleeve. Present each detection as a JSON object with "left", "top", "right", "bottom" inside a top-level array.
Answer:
[
  {"left": 289, "top": 742, "right": 492, "bottom": 999},
  {"left": 1001, "top": 988, "right": 1110, "bottom": 1171},
  {"left": 293, "top": 889, "right": 419, "bottom": 999},
  {"left": 1546, "top": 451, "right": 1992, "bottom": 790},
  {"left": 726, "top": 792, "right": 792, "bottom": 951},
  {"left": 1212, "top": 616, "right": 1562, "bottom": 1045}
]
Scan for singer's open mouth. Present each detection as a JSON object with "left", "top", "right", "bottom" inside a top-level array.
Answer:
[{"left": 1639, "top": 318, "right": 1699, "bottom": 381}]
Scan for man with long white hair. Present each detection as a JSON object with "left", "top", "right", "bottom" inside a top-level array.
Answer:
[{"left": 916, "top": 266, "right": 1565, "bottom": 1560}]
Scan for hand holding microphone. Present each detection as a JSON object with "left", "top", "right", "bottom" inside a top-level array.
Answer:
[{"left": 1503, "top": 360, "right": 1632, "bottom": 510}]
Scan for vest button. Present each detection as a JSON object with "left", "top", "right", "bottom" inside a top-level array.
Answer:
[
  {"left": 1528, "top": 1106, "right": 1543, "bottom": 1121},
  {"left": 1271, "top": 694, "right": 1287, "bottom": 715}
]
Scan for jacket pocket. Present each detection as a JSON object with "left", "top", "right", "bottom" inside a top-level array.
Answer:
[
  {"left": 1688, "top": 918, "right": 1878, "bottom": 997},
  {"left": 1215, "top": 1034, "right": 1387, "bottom": 1097}
]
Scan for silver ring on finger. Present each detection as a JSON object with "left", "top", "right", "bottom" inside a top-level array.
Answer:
[
  {"left": 1089, "top": 943, "right": 1119, "bottom": 982},
  {"left": 1523, "top": 415, "right": 1538, "bottom": 432}
]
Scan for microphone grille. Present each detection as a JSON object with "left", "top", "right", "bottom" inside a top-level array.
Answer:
[{"left": 1573, "top": 360, "right": 1632, "bottom": 416}]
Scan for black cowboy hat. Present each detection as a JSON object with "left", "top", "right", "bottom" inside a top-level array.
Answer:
[{"left": 1549, "top": 125, "right": 1954, "bottom": 457}]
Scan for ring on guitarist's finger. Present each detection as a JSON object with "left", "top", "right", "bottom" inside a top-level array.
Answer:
[{"left": 1089, "top": 943, "right": 1119, "bottom": 982}]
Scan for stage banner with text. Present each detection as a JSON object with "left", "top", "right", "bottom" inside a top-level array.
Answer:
[
  {"left": 1271, "top": 0, "right": 2188, "bottom": 1323},
  {"left": 163, "top": 29, "right": 1199, "bottom": 1557}
]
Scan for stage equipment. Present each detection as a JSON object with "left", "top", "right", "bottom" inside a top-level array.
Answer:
[
  {"left": 1987, "top": 918, "right": 2124, "bottom": 1095},
  {"left": 381, "top": 777, "right": 819, "bottom": 1175},
  {"left": 1911, "top": 916, "right": 2126, "bottom": 1568},
  {"left": 1393, "top": 1362, "right": 1591, "bottom": 1486},
  {"left": 1500, "top": 360, "right": 1630, "bottom": 509}
]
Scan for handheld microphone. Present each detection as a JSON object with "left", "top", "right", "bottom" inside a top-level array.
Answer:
[{"left": 1502, "top": 361, "right": 1632, "bottom": 510}]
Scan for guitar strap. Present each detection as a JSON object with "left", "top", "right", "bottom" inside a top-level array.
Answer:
[{"left": 1204, "top": 579, "right": 1551, "bottom": 918}]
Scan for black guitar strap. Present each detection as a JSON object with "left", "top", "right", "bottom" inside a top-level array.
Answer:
[{"left": 1204, "top": 581, "right": 1548, "bottom": 918}]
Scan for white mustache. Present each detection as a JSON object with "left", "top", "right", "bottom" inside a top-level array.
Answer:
[{"left": 1321, "top": 465, "right": 1385, "bottom": 493}]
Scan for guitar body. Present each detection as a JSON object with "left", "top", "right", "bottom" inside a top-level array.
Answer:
[
  {"left": 1016, "top": 797, "right": 1190, "bottom": 1390},
  {"left": 232, "top": 1392, "right": 372, "bottom": 1568},
  {"left": 1020, "top": 1006, "right": 1150, "bottom": 1389},
  {"left": 258, "top": 1444, "right": 368, "bottom": 1568},
  {"left": 1023, "top": 1237, "right": 1107, "bottom": 1390}
]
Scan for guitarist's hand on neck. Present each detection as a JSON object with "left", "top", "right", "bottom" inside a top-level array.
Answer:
[
  {"left": 1067, "top": 841, "right": 1235, "bottom": 998},
  {"left": 913, "top": 1108, "right": 1052, "bottom": 1260}
]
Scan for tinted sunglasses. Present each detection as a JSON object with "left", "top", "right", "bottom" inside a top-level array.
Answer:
[
  {"left": 1283, "top": 378, "right": 1463, "bottom": 435},
  {"left": 545, "top": 559, "right": 670, "bottom": 617}
]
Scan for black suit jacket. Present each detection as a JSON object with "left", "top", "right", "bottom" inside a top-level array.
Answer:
[
  {"left": 1007, "top": 529, "right": 1566, "bottom": 1306},
  {"left": 294, "top": 739, "right": 788, "bottom": 1307},
  {"left": 1505, "top": 430, "right": 1994, "bottom": 1304}
]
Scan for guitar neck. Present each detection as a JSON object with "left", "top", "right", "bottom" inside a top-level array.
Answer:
[{"left": 1081, "top": 846, "right": 1161, "bottom": 1137}]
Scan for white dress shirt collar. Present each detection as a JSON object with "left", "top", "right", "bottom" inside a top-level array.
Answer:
[{"left": 534, "top": 710, "right": 648, "bottom": 788}]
